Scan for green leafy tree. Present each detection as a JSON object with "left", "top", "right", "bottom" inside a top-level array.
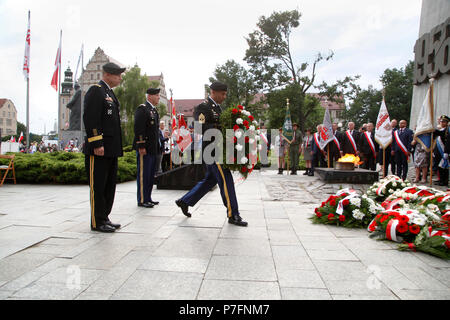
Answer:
[
  {"left": 342, "top": 61, "right": 414, "bottom": 128},
  {"left": 115, "top": 65, "right": 151, "bottom": 146},
  {"left": 244, "top": 9, "right": 358, "bottom": 131},
  {"left": 209, "top": 60, "right": 266, "bottom": 120}
]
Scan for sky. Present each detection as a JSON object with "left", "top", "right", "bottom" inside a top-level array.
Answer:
[{"left": 0, "top": 0, "right": 422, "bottom": 134}]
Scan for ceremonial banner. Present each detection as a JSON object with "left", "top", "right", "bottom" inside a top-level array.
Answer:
[
  {"left": 23, "top": 11, "right": 30, "bottom": 80},
  {"left": 414, "top": 81, "right": 435, "bottom": 152},
  {"left": 175, "top": 115, "right": 192, "bottom": 152},
  {"left": 320, "top": 108, "right": 334, "bottom": 150},
  {"left": 282, "top": 105, "right": 293, "bottom": 142},
  {"left": 375, "top": 98, "right": 392, "bottom": 149}
]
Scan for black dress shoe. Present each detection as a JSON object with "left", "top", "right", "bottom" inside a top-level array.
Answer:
[
  {"left": 149, "top": 201, "right": 159, "bottom": 205},
  {"left": 175, "top": 199, "right": 191, "bottom": 217},
  {"left": 228, "top": 215, "right": 248, "bottom": 227},
  {"left": 106, "top": 220, "right": 121, "bottom": 229},
  {"left": 138, "top": 202, "right": 154, "bottom": 208},
  {"left": 91, "top": 224, "right": 116, "bottom": 233}
]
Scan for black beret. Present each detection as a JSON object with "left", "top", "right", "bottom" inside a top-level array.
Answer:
[
  {"left": 102, "top": 62, "right": 126, "bottom": 75},
  {"left": 440, "top": 115, "right": 450, "bottom": 122},
  {"left": 146, "top": 88, "right": 160, "bottom": 95},
  {"left": 210, "top": 81, "right": 228, "bottom": 92}
]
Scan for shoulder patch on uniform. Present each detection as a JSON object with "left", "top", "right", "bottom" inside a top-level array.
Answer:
[
  {"left": 93, "top": 84, "right": 102, "bottom": 88},
  {"left": 199, "top": 113, "right": 206, "bottom": 124}
]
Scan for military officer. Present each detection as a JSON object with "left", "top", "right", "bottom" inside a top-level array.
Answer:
[
  {"left": 133, "top": 88, "right": 161, "bottom": 208},
  {"left": 175, "top": 82, "right": 248, "bottom": 227},
  {"left": 83, "top": 62, "right": 125, "bottom": 233}
]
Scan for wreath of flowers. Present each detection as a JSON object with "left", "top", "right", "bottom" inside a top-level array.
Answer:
[
  {"left": 312, "top": 176, "right": 450, "bottom": 259},
  {"left": 219, "top": 105, "right": 262, "bottom": 179}
]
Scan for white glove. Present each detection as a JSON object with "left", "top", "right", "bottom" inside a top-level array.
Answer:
[{"left": 444, "top": 153, "right": 449, "bottom": 160}]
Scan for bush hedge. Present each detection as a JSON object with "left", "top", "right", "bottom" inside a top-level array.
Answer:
[{"left": 0, "top": 151, "right": 137, "bottom": 185}]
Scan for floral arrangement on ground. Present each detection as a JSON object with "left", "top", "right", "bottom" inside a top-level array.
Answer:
[{"left": 312, "top": 175, "right": 450, "bottom": 259}]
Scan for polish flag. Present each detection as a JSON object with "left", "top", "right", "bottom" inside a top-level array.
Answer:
[
  {"left": 176, "top": 115, "right": 192, "bottom": 152},
  {"left": 50, "top": 31, "right": 62, "bottom": 91},
  {"left": 23, "top": 11, "right": 30, "bottom": 80},
  {"left": 18, "top": 132, "right": 24, "bottom": 143},
  {"left": 171, "top": 98, "right": 177, "bottom": 131}
]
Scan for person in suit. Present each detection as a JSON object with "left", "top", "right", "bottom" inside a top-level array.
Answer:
[
  {"left": 288, "top": 123, "right": 302, "bottom": 175},
  {"left": 133, "top": 88, "right": 161, "bottom": 208},
  {"left": 391, "top": 119, "right": 413, "bottom": 180},
  {"left": 340, "top": 122, "right": 360, "bottom": 157},
  {"left": 310, "top": 124, "right": 326, "bottom": 176},
  {"left": 328, "top": 123, "right": 342, "bottom": 168},
  {"left": 175, "top": 82, "right": 248, "bottom": 227},
  {"left": 83, "top": 62, "right": 124, "bottom": 233},
  {"left": 358, "top": 122, "right": 379, "bottom": 171},
  {"left": 389, "top": 119, "right": 398, "bottom": 175}
]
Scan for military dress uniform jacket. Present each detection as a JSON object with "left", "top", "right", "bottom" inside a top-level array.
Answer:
[
  {"left": 133, "top": 102, "right": 160, "bottom": 156},
  {"left": 194, "top": 97, "right": 222, "bottom": 152},
  {"left": 83, "top": 80, "right": 123, "bottom": 158}
]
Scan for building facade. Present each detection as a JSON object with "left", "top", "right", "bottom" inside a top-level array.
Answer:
[
  {"left": 0, "top": 99, "right": 18, "bottom": 136},
  {"left": 58, "top": 47, "right": 126, "bottom": 132}
]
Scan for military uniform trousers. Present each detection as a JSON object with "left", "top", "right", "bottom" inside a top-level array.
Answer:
[
  {"left": 136, "top": 152, "right": 157, "bottom": 204},
  {"left": 85, "top": 155, "right": 118, "bottom": 228},
  {"left": 181, "top": 163, "right": 238, "bottom": 218},
  {"left": 289, "top": 147, "right": 300, "bottom": 172}
]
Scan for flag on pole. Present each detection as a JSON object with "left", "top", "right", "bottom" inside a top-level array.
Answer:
[
  {"left": 175, "top": 115, "right": 192, "bottom": 152},
  {"left": 23, "top": 11, "right": 30, "bottom": 80},
  {"left": 282, "top": 105, "right": 293, "bottom": 141},
  {"left": 73, "top": 44, "right": 84, "bottom": 87},
  {"left": 10, "top": 136, "right": 16, "bottom": 143},
  {"left": 375, "top": 98, "right": 393, "bottom": 149},
  {"left": 18, "top": 132, "right": 24, "bottom": 143},
  {"left": 51, "top": 31, "right": 62, "bottom": 91},
  {"left": 414, "top": 80, "right": 435, "bottom": 152},
  {"left": 171, "top": 98, "right": 177, "bottom": 131},
  {"left": 319, "top": 108, "right": 334, "bottom": 150}
]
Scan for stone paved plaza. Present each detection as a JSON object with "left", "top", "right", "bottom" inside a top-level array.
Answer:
[{"left": 0, "top": 168, "right": 449, "bottom": 300}]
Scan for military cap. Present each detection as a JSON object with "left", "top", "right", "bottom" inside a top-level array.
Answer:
[
  {"left": 102, "top": 62, "right": 126, "bottom": 75},
  {"left": 209, "top": 81, "right": 228, "bottom": 91},
  {"left": 440, "top": 115, "right": 450, "bottom": 122},
  {"left": 146, "top": 88, "right": 161, "bottom": 95}
]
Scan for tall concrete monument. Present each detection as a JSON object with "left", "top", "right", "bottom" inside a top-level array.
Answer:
[{"left": 410, "top": 0, "right": 450, "bottom": 127}]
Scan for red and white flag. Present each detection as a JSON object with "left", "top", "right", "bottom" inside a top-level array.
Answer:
[
  {"left": 171, "top": 98, "right": 177, "bottom": 131},
  {"left": 50, "top": 31, "right": 62, "bottom": 91},
  {"left": 18, "top": 132, "right": 24, "bottom": 143},
  {"left": 175, "top": 115, "right": 192, "bottom": 152},
  {"left": 10, "top": 136, "right": 16, "bottom": 143},
  {"left": 23, "top": 11, "right": 30, "bottom": 80}
]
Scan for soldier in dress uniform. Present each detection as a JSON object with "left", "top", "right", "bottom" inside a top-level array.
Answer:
[
  {"left": 175, "top": 82, "right": 248, "bottom": 227},
  {"left": 83, "top": 62, "right": 125, "bottom": 233},
  {"left": 133, "top": 88, "right": 161, "bottom": 208}
]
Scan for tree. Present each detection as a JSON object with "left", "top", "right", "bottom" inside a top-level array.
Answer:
[
  {"left": 342, "top": 61, "right": 414, "bottom": 128},
  {"left": 244, "top": 9, "right": 358, "bottom": 131},
  {"left": 115, "top": 65, "right": 151, "bottom": 146},
  {"left": 209, "top": 60, "right": 266, "bottom": 120}
]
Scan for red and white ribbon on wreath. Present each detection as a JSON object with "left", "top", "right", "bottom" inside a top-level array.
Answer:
[
  {"left": 336, "top": 191, "right": 359, "bottom": 215},
  {"left": 376, "top": 176, "right": 402, "bottom": 196},
  {"left": 386, "top": 219, "right": 400, "bottom": 242},
  {"left": 385, "top": 198, "right": 403, "bottom": 210}
]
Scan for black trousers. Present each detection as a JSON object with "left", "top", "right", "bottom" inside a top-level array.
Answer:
[
  {"left": 311, "top": 152, "right": 326, "bottom": 173},
  {"left": 395, "top": 152, "right": 409, "bottom": 180},
  {"left": 438, "top": 167, "right": 449, "bottom": 186},
  {"left": 361, "top": 153, "right": 376, "bottom": 171},
  {"left": 85, "top": 155, "right": 118, "bottom": 228}
]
